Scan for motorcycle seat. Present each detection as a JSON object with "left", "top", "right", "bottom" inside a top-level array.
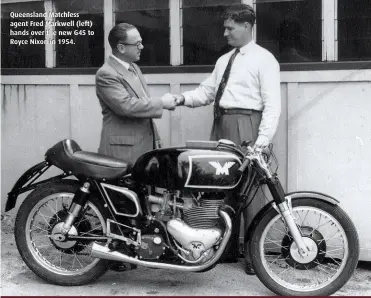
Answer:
[{"left": 45, "top": 139, "right": 131, "bottom": 180}]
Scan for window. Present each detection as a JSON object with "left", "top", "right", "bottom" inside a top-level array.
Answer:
[
  {"left": 115, "top": 0, "right": 170, "bottom": 66},
  {"left": 2, "top": 0, "right": 371, "bottom": 71},
  {"left": 1, "top": 1, "right": 45, "bottom": 68},
  {"left": 338, "top": 0, "right": 371, "bottom": 61},
  {"left": 255, "top": 0, "right": 322, "bottom": 63},
  {"left": 181, "top": 0, "right": 240, "bottom": 65},
  {"left": 54, "top": 0, "right": 104, "bottom": 67}
]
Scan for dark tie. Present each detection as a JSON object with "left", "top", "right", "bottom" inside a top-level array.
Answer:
[
  {"left": 129, "top": 63, "right": 148, "bottom": 98},
  {"left": 128, "top": 64, "right": 137, "bottom": 77},
  {"left": 214, "top": 48, "right": 240, "bottom": 120}
]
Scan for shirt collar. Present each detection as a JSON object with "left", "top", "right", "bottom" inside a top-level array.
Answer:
[
  {"left": 110, "top": 54, "right": 130, "bottom": 70},
  {"left": 238, "top": 40, "right": 256, "bottom": 55}
]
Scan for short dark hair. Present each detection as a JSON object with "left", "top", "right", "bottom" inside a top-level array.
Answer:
[
  {"left": 223, "top": 4, "right": 256, "bottom": 26},
  {"left": 108, "top": 23, "right": 136, "bottom": 49}
]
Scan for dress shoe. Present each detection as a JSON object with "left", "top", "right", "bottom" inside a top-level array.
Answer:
[
  {"left": 245, "top": 262, "right": 255, "bottom": 275},
  {"left": 221, "top": 256, "right": 239, "bottom": 263},
  {"left": 110, "top": 262, "right": 137, "bottom": 272}
]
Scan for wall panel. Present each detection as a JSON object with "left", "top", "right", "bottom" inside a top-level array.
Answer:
[
  {"left": 1, "top": 84, "right": 70, "bottom": 212},
  {"left": 287, "top": 81, "right": 371, "bottom": 260}
]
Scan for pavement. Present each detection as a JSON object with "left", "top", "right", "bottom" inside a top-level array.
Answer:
[{"left": 1, "top": 216, "right": 371, "bottom": 296}]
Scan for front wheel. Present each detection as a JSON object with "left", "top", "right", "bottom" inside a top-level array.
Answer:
[
  {"left": 15, "top": 180, "right": 110, "bottom": 286},
  {"left": 250, "top": 198, "right": 359, "bottom": 296}
]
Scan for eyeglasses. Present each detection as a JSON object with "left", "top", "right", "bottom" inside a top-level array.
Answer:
[{"left": 119, "top": 41, "right": 143, "bottom": 49}]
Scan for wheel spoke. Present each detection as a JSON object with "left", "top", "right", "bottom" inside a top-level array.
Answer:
[
  {"left": 318, "top": 231, "right": 343, "bottom": 245},
  {"left": 323, "top": 247, "right": 344, "bottom": 254},
  {"left": 74, "top": 251, "right": 85, "bottom": 268},
  {"left": 55, "top": 199, "right": 59, "bottom": 218},
  {"left": 314, "top": 261, "right": 337, "bottom": 275},
  {"left": 38, "top": 212, "right": 53, "bottom": 227},
  {"left": 46, "top": 202, "right": 59, "bottom": 220},
  {"left": 72, "top": 252, "right": 76, "bottom": 269},
  {"left": 315, "top": 219, "right": 333, "bottom": 230},
  {"left": 325, "top": 255, "right": 342, "bottom": 266},
  {"left": 264, "top": 238, "right": 288, "bottom": 250},
  {"left": 35, "top": 243, "right": 53, "bottom": 249},
  {"left": 79, "top": 225, "right": 103, "bottom": 236},
  {"left": 75, "top": 216, "right": 90, "bottom": 226},
  {"left": 32, "top": 224, "right": 49, "bottom": 233},
  {"left": 271, "top": 226, "right": 289, "bottom": 236},
  {"left": 277, "top": 264, "right": 291, "bottom": 276}
]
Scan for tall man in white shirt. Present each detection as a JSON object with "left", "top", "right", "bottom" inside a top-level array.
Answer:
[{"left": 174, "top": 4, "right": 281, "bottom": 275}]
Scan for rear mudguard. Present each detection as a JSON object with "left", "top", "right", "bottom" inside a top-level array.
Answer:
[
  {"left": 5, "top": 161, "right": 71, "bottom": 212},
  {"left": 245, "top": 191, "right": 339, "bottom": 241}
]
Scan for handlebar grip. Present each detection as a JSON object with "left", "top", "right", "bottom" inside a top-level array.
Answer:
[{"left": 238, "top": 159, "right": 250, "bottom": 173}]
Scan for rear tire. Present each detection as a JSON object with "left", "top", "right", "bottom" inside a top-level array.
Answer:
[
  {"left": 249, "top": 198, "right": 359, "bottom": 296},
  {"left": 15, "top": 180, "right": 110, "bottom": 286}
]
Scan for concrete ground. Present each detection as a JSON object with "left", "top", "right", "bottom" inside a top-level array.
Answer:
[{"left": 1, "top": 216, "right": 371, "bottom": 296}]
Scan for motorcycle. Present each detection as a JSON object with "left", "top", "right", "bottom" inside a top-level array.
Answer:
[{"left": 6, "top": 138, "right": 359, "bottom": 296}]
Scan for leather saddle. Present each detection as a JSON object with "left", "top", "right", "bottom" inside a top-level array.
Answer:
[{"left": 45, "top": 139, "right": 131, "bottom": 180}]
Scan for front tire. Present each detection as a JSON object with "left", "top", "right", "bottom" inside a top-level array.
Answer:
[
  {"left": 249, "top": 198, "right": 359, "bottom": 296},
  {"left": 15, "top": 180, "right": 110, "bottom": 286}
]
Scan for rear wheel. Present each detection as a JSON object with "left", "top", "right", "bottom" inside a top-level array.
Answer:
[
  {"left": 250, "top": 198, "right": 359, "bottom": 296},
  {"left": 15, "top": 180, "right": 110, "bottom": 286}
]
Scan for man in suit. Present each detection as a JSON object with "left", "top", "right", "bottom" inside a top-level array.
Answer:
[
  {"left": 96, "top": 23, "right": 176, "bottom": 272},
  {"left": 173, "top": 4, "right": 281, "bottom": 275},
  {"left": 96, "top": 23, "right": 176, "bottom": 164}
]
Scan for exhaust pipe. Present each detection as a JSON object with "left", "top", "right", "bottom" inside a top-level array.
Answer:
[{"left": 91, "top": 210, "right": 232, "bottom": 272}]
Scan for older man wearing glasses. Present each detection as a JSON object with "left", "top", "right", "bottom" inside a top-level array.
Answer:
[{"left": 96, "top": 23, "right": 176, "bottom": 164}]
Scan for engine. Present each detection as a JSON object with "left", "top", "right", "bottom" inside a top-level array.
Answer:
[
  {"left": 135, "top": 234, "right": 166, "bottom": 260},
  {"left": 148, "top": 193, "right": 225, "bottom": 263},
  {"left": 167, "top": 218, "right": 222, "bottom": 261},
  {"left": 183, "top": 197, "right": 224, "bottom": 229}
]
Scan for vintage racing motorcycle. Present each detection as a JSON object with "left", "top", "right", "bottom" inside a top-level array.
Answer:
[{"left": 5, "top": 138, "right": 359, "bottom": 296}]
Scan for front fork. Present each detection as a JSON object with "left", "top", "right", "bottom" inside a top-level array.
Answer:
[
  {"left": 267, "top": 177, "right": 310, "bottom": 257},
  {"left": 61, "top": 182, "right": 91, "bottom": 234}
]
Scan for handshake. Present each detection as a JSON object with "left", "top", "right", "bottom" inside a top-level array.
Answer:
[{"left": 161, "top": 93, "right": 185, "bottom": 110}]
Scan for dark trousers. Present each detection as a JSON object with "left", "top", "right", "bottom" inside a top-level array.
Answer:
[{"left": 210, "top": 110, "right": 264, "bottom": 263}]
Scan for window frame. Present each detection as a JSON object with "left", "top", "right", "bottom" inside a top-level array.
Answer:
[{"left": 1, "top": 0, "right": 371, "bottom": 74}]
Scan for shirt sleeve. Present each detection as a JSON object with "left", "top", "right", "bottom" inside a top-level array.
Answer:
[
  {"left": 257, "top": 55, "right": 281, "bottom": 144},
  {"left": 182, "top": 61, "right": 220, "bottom": 108}
]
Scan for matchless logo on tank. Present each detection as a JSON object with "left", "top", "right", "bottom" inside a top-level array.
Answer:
[
  {"left": 184, "top": 155, "right": 242, "bottom": 189},
  {"left": 208, "top": 161, "right": 235, "bottom": 175}
]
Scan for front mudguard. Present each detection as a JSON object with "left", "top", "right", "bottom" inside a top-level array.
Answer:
[
  {"left": 5, "top": 161, "right": 71, "bottom": 212},
  {"left": 245, "top": 191, "right": 339, "bottom": 241}
]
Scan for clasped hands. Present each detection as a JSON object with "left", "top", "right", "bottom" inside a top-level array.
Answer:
[{"left": 161, "top": 93, "right": 185, "bottom": 110}]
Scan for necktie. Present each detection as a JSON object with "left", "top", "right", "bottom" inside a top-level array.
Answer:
[
  {"left": 128, "top": 64, "right": 148, "bottom": 98},
  {"left": 128, "top": 64, "right": 138, "bottom": 78},
  {"left": 214, "top": 48, "right": 240, "bottom": 120}
]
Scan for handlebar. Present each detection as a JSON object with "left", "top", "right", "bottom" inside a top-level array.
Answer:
[
  {"left": 238, "top": 159, "right": 250, "bottom": 173},
  {"left": 238, "top": 145, "right": 274, "bottom": 178}
]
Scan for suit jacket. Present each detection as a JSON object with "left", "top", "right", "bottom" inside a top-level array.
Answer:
[{"left": 96, "top": 56, "right": 163, "bottom": 163}]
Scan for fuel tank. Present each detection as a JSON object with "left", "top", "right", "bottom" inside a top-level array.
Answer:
[{"left": 131, "top": 141, "right": 243, "bottom": 191}]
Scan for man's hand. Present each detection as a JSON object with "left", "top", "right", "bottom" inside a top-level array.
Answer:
[
  {"left": 173, "top": 94, "right": 185, "bottom": 106},
  {"left": 253, "top": 135, "right": 269, "bottom": 150},
  {"left": 161, "top": 93, "right": 177, "bottom": 110}
]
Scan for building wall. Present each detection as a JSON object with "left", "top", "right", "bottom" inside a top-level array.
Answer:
[{"left": 1, "top": 69, "right": 371, "bottom": 260}]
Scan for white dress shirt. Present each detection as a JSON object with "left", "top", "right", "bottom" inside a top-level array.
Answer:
[
  {"left": 110, "top": 54, "right": 130, "bottom": 70},
  {"left": 182, "top": 40, "right": 281, "bottom": 145}
]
